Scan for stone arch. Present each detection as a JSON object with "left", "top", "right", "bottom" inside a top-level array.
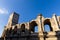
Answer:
[
  {"left": 14, "top": 26, "right": 17, "bottom": 30},
  {"left": 10, "top": 27, "right": 12, "bottom": 31},
  {"left": 30, "top": 21, "right": 38, "bottom": 33},
  {"left": 44, "top": 19, "right": 53, "bottom": 32},
  {"left": 14, "top": 26, "right": 17, "bottom": 33},
  {"left": 21, "top": 24, "right": 25, "bottom": 32}
]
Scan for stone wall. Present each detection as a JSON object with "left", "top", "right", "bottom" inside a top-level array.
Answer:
[{"left": 1, "top": 12, "right": 60, "bottom": 40}]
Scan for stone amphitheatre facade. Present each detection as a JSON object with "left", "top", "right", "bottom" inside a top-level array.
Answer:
[{"left": 0, "top": 12, "right": 60, "bottom": 40}]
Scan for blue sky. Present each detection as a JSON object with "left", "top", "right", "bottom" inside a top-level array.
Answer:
[{"left": 0, "top": 0, "right": 60, "bottom": 36}]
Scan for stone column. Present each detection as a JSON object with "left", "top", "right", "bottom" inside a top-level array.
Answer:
[
  {"left": 36, "top": 14, "right": 44, "bottom": 40},
  {"left": 51, "top": 14, "right": 59, "bottom": 31}
]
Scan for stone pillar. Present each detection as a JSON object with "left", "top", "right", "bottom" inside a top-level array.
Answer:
[
  {"left": 57, "top": 16, "right": 60, "bottom": 28},
  {"left": 36, "top": 14, "right": 43, "bottom": 32},
  {"left": 25, "top": 22, "right": 30, "bottom": 35},
  {"left": 51, "top": 14, "right": 59, "bottom": 31},
  {"left": 25, "top": 22, "right": 30, "bottom": 30},
  {"left": 41, "top": 16, "right": 45, "bottom": 32},
  {"left": 36, "top": 14, "right": 44, "bottom": 40}
]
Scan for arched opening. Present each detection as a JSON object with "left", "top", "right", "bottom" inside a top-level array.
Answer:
[
  {"left": 44, "top": 19, "right": 52, "bottom": 32},
  {"left": 14, "top": 26, "right": 17, "bottom": 31},
  {"left": 21, "top": 24, "right": 25, "bottom": 32},
  {"left": 35, "top": 26, "right": 38, "bottom": 32},
  {"left": 30, "top": 21, "right": 38, "bottom": 33},
  {"left": 9, "top": 27, "right": 12, "bottom": 33},
  {"left": 44, "top": 25, "right": 51, "bottom": 32},
  {"left": 13, "top": 26, "right": 17, "bottom": 34}
]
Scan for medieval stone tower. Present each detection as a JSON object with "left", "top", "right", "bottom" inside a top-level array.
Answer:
[{"left": 0, "top": 12, "right": 60, "bottom": 40}]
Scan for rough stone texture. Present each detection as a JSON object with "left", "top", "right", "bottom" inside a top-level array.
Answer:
[{"left": 1, "top": 12, "right": 60, "bottom": 40}]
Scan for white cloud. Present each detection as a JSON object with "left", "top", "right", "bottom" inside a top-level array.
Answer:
[{"left": 0, "top": 8, "right": 8, "bottom": 14}]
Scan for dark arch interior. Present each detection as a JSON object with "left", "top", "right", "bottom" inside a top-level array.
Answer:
[
  {"left": 30, "top": 21, "right": 38, "bottom": 32},
  {"left": 13, "top": 26, "right": 17, "bottom": 34},
  {"left": 14, "top": 26, "right": 17, "bottom": 31},
  {"left": 21, "top": 24, "right": 25, "bottom": 32},
  {"left": 14, "top": 26, "right": 17, "bottom": 29},
  {"left": 44, "top": 19, "right": 52, "bottom": 32}
]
